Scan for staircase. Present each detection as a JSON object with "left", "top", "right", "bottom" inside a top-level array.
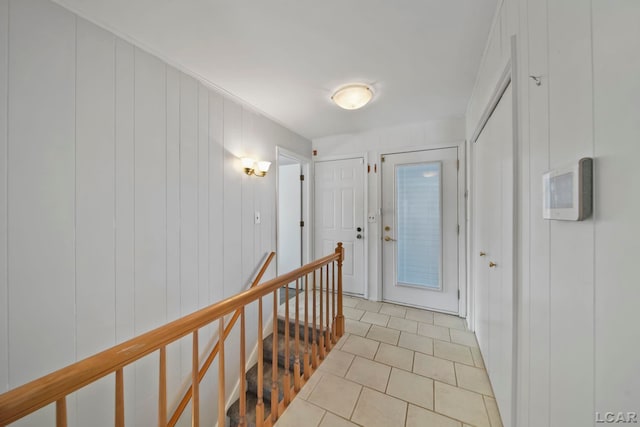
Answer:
[
  {"left": 227, "top": 316, "right": 321, "bottom": 427},
  {"left": 0, "top": 245, "right": 345, "bottom": 427}
]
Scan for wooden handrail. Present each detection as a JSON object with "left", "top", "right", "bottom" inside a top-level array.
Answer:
[
  {"left": 166, "top": 251, "right": 275, "bottom": 426},
  {"left": 0, "top": 248, "right": 342, "bottom": 426}
]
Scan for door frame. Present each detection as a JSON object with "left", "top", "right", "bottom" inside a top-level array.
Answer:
[
  {"left": 378, "top": 144, "right": 467, "bottom": 316},
  {"left": 276, "top": 146, "right": 312, "bottom": 275},
  {"left": 312, "top": 152, "right": 369, "bottom": 299}
]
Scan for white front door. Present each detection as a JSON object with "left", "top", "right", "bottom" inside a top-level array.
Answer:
[
  {"left": 314, "top": 158, "right": 365, "bottom": 295},
  {"left": 381, "top": 148, "right": 459, "bottom": 313}
]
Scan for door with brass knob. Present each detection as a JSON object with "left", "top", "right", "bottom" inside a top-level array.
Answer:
[{"left": 470, "top": 83, "right": 515, "bottom": 425}]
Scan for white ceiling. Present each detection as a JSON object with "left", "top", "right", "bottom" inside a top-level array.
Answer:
[{"left": 55, "top": 0, "right": 497, "bottom": 140}]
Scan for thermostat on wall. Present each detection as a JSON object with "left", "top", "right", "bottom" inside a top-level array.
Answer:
[{"left": 542, "top": 157, "right": 593, "bottom": 221}]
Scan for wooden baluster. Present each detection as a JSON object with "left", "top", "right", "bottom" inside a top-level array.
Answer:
[
  {"left": 159, "top": 346, "right": 167, "bottom": 427},
  {"left": 311, "top": 270, "right": 318, "bottom": 368},
  {"left": 332, "top": 261, "right": 337, "bottom": 344},
  {"left": 192, "top": 331, "right": 200, "bottom": 427},
  {"left": 271, "top": 290, "right": 279, "bottom": 423},
  {"left": 115, "top": 369, "right": 124, "bottom": 427},
  {"left": 218, "top": 321, "right": 225, "bottom": 427},
  {"left": 294, "top": 278, "right": 301, "bottom": 391},
  {"left": 239, "top": 308, "right": 247, "bottom": 427},
  {"left": 283, "top": 286, "right": 291, "bottom": 405},
  {"left": 319, "top": 266, "right": 325, "bottom": 360},
  {"left": 256, "top": 298, "right": 264, "bottom": 427},
  {"left": 56, "top": 397, "right": 67, "bottom": 427},
  {"left": 336, "top": 243, "right": 345, "bottom": 337},
  {"left": 303, "top": 274, "right": 310, "bottom": 379},
  {"left": 325, "top": 265, "right": 331, "bottom": 352}
]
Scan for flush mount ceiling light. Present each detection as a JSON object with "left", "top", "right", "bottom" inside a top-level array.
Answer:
[{"left": 331, "top": 84, "right": 373, "bottom": 110}]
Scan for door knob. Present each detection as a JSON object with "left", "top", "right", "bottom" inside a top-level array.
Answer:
[
  {"left": 480, "top": 251, "right": 486, "bottom": 257},
  {"left": 384, "top": 236, "right": 397, "bottom": 242},
  {"left": 489, "top": 261, "right": 497, "bottom": 268},
  {"left": 356, "top": 234, "right": 363, "bottom": 239}
]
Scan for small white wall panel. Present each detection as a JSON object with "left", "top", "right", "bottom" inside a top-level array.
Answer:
[
  {"left": 114, "top": 39, "right": 135, "bottom": 343},
  {"left": 7, "top": 2, "right": 77, "bottom": 425},
  {"left": 75, "top": 18, "right": 116, "bottom": 427},
  {"left": 198, "top": 84, "right": 210, "bottom": 308},
  {"left": 242, "top": 109, "right": 256, "bottom": 289},
  {"left": 75, "top": 17, "right": 116, "bottom": 356},
  {"left": 525, "top": 0, "right": 551, "bottom": 425},
  {"left": 223, "top": 99, "right": 242, "bottom": 298},
  {"left": 8, "top": 0, "right": 77, "bottom": 386},
  {"left": 114, "top": 38, "right": 136, "bottom": 425},
  {"left": 133, "top": 47, "right": 167, "bottom": 332},
  {"left": 547, "top": 2, "right": 595, "bottom": 426},
  {"left": 208, "top": 91, "right": 224, "bottom": 304},
  {"left": 592, "top": 0, "right": 640, "bottom": 416},
  {"left": 179, "top": 73, "right": 199, "bottom": 383},
  {"left": 0, "top": 0, "right": 8, "bottom": 395},
  {"left": 133, "top": 48, "right": 167, "bottom": 427},
  {"left": 165, "top": 65, "right": 182, "bottom": 413}
]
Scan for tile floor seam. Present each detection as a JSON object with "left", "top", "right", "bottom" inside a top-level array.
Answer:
[
  {"left": 348, "top": 383, "right": 365, "bottom": 421},
  {"left": 482, "top": 394, "right": 491, "bottom": 427}
]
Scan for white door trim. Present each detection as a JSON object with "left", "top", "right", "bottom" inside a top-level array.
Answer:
[
  {"left": 377, "top": 144, "right": 466, "bottom": 316},
  {"left": 312, "top": 152, "right": 369, "bottom": 300},
  {"left": 276, "top": 146, "right": 312, "bottom": 272}
]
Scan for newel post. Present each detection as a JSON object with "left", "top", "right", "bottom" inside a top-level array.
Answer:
[{"left": 335, "top": 242, "right": 345, "bottom": 337}]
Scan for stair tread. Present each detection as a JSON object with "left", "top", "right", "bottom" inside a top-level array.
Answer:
[
  {"left": 227, "top": 392, "right": 270, "bottom": 427},
  {"left": 228, "top": 316, "right": 336, "bottom": 427},
  {"left": 246, "top": 357, "right": 298, "bottom": 401},
  {"left": 277, "top": 316, "right": 324, "bottom": 340},
  {"left": 264, "top": 327, "right": 328, "bottom": 368}
]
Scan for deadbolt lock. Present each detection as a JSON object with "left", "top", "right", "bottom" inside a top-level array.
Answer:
[{"left": 384, "top": 226, "right": 391, "bottom": 231}]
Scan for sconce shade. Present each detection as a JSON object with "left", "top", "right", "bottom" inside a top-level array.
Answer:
[
  {"left": 257, "top": 161, "right": 271, "bottom": 173},
  {"left": 241, "top": 157, "right": 255, "bottom": 169}
]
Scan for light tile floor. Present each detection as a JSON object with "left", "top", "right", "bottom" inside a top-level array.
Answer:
[{"left": 275, "top": 294, "right": 503, "bottom": 427}]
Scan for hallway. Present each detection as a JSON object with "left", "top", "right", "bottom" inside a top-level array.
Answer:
[{"left": 275, "top": 295, "right": 501, "bottom": 427}]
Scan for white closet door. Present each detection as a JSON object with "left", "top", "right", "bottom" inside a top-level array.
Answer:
[{"left": 472, "top": 84, "right": 515, "bottom": 427}]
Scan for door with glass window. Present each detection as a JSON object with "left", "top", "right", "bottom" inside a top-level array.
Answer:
[{"left": 381, "top": 148, "right": 459, "bottom": 313}]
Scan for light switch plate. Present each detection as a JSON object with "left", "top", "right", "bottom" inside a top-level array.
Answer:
[{"left": 368, "top": 213, "right": 376, "bottom": 223}]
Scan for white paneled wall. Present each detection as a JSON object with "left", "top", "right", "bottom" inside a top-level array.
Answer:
[
  {"left": 467, "top": 1, "right": 640, "bottom": 426},
  {"left": 0, "top": 1, "right": 311, "bottom": 425},
  {"left": 592, "top": 1, "right": 640, "bottom": 418}
]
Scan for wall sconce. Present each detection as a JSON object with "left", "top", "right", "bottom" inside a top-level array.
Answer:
[{"left": 241, "top": 157, "right": 271, "bottom": 177}]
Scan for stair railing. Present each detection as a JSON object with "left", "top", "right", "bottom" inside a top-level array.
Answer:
[
  {"left": 0, "top": 243, "right": 345, "bottom": 427},
  {"left": 166, "top": 251, "right": 275, "bottom": 426}
]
